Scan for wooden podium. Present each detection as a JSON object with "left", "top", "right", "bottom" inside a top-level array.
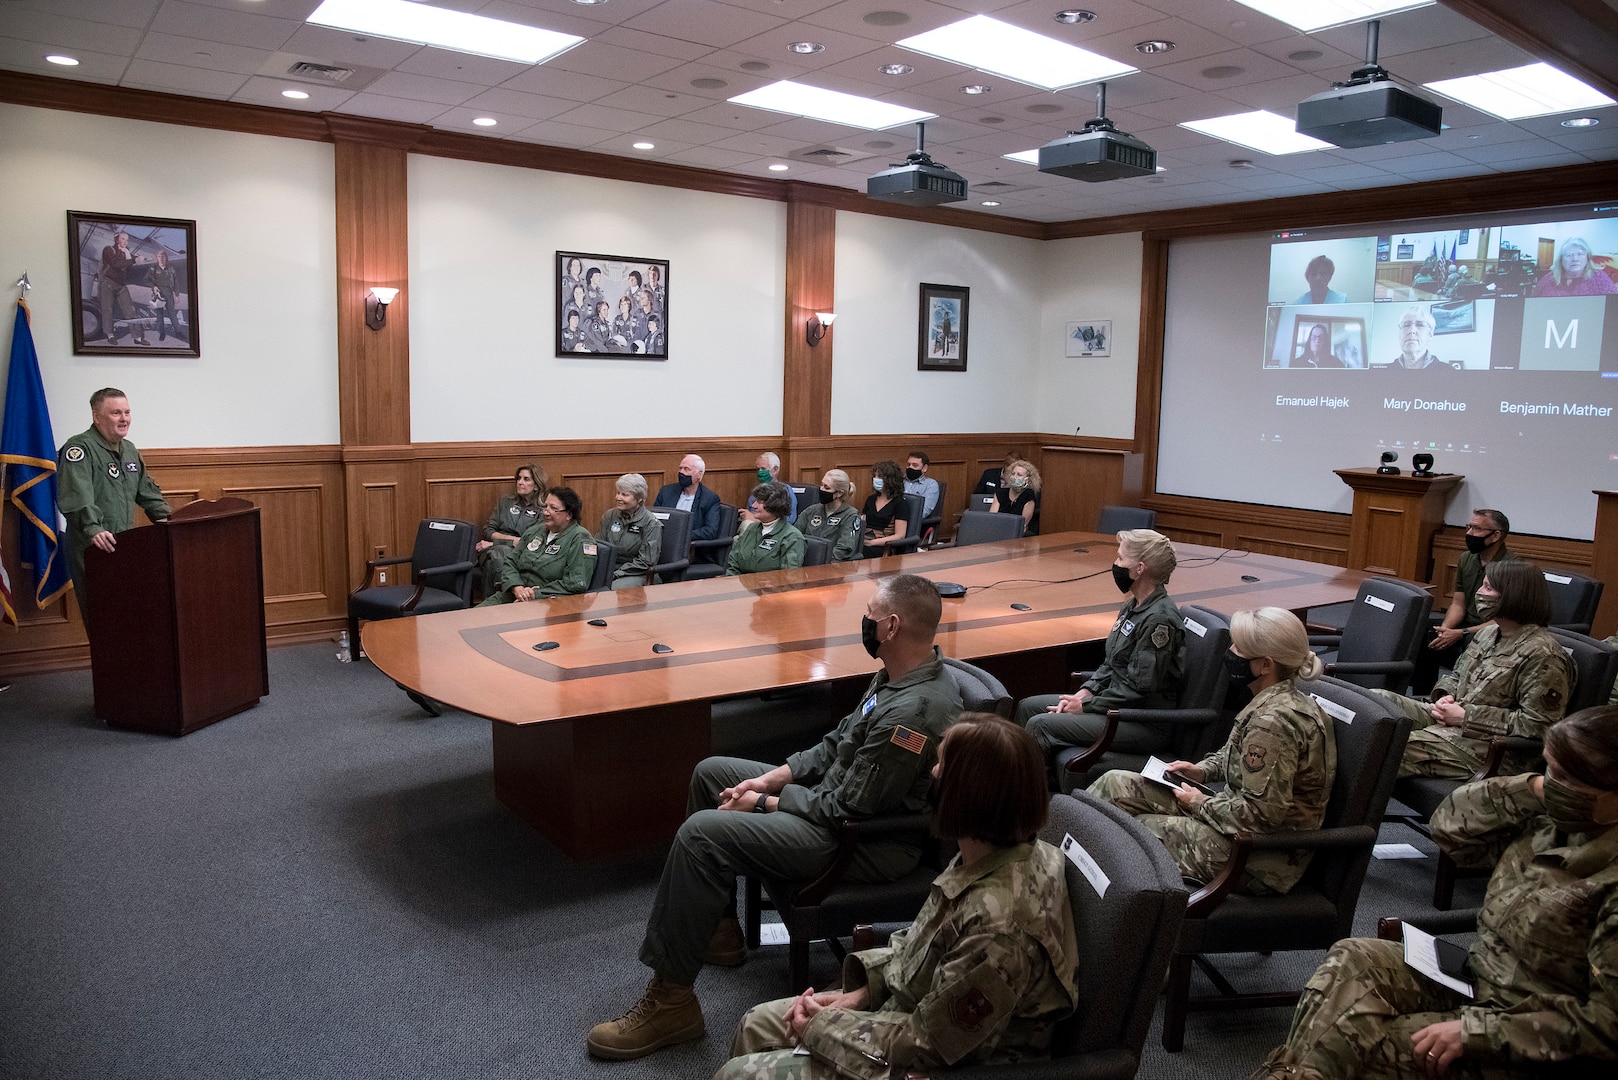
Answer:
[
  {"left": 1334, "top": 468, "right": 1464, "bottom": 584},
  {"left": 85, "top": 497, "right": 268, "bottom": 735}
]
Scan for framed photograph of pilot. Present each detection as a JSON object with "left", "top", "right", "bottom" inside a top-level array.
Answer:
[
  {"left": 918, "top": 282, "right": 969, "bottom": 372},
  {"left": 556, "top": 250, "right": 669, "bottom": 359},
  {"left": 68, "top": 211, "right": 200, "bottom": 357}
]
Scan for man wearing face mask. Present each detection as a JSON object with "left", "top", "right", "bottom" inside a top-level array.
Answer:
[
  {"left": 588, "top": 575, "right": 962, "bottom": 1061},
  {"left": 653, "top": 454, "right": 723, "bottom": 562},
  {"left": 1256, "top": 705, "right": 1618, "bottom": 1079},
  {"left": 902, "top": 450, "right": 940, "bottom": 519},
  {"left": 740, "top": 451, "right": 797, "bottom": 524},
  {"left": 1415, "top": 508, "right": 1515, "bottom": 694}
]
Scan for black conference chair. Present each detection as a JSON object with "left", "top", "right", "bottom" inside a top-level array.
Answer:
[
  {"left": 1309, "top": 576, "right": 1432, "bottom": 693},
  {"left": 347, "top": 517, "right": 476, "bottom": 664},
  {"left": 969, "top": 493, "right": 995, "bottom": 513},
  {"left": 785, "top": 482, "right": 815, "bottom": 517},
  {"left": 1096, "top": 505, "right": 1156, "bottom": 534},
  {"left": 1543, "top": 568, "right": 1604, "bottom": 634},
  {"left": 586, "top": 543, "right": 617, "bottom": 593},
  {"left": 887, "top": 492, "right": 926, "bottom": 555},
  {"left": 954, "top": 509, "right": 1024, "bottom": 546},
  {"left": 648, "top": 507, "right": 693, "bottom": 583},
  {"left": 801, "top": 534, "right": 832, "bottom": 567},
  {"left": 1161, "top": 675, "right": 1411, "bottom": 1051},
  {"left": 684, "top": 502, "right": 740, "bottom": 581},
  {"left": 916, "top": 479, "right": 948, "bottom": 548},
  {"left": 742, "top": 660, "right": 1011, "bottom": 989}
]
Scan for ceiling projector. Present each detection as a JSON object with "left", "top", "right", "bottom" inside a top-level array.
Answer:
[
  {"left": 866, "top": 122, "right": 968, "bottom": 206},
  {"left": 1295, "top": 18, "right": 1441, "bottom": 148},
  {"left": 1038, "top": 81, "right": 1157, "bottom": 183}
]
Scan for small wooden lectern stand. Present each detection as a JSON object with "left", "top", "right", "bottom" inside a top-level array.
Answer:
[
  {"left": 1334, "top": 467, "right": 1464, "bottom": 583},
  {"left": 85, "top": 497, "right": 268, "bottom": 735}
]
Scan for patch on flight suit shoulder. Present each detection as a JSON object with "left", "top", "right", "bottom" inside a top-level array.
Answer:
[
  {"left": 810, "top": 516, "right": 823, "bottom": 528},
  {"left": 528, "top": 538, "right": 542, "bottom": 551},
  {"left": 1151, "top": 625, "right": 1171, "bottom": 649},
  {"left": 889, "top": 725, "right": 928, "bottom": 754},
  {"left": 583, "top": 542, "right": 597, "bottom": 555},
  {"left": 65, "top": 445, "right": 85, "bottom": 463},
  {"left": 107, "top": 463, "right": 121, "bottom": 479},
  {"left": 1120, "top": 619, "right": 1135, "bottom": 636},
  {"left": 124, "top": 461, "right": 139, "bottom": 473},
  {"left": 1543, "top": 687, "right": 1563, "bottom": 708},
  {"left": 1243, "top": 742, "right": 1269, "bottom": 773},
  {"left": 948, "top": 987, "right": 994, "bottom": 1031}
]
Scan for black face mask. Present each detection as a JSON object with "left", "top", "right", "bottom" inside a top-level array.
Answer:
[
  {"left": 861, "top": 616, "right": 884, "bottom": 659},
  {"left": 904, "top": 468, "right": 922, "bottom": 482},
  {"left": 1111, "top": 564, "right": 1134, "bottom": 593},
  {"left": 818, "top": 488, "right": 836, "bottom": 505},
  {"left": 678, "top": 472, "right": 694, "bottom": 489},
  {"left": 1223, "top": 649, "right": 1254, "bottom": 685},
  {"left": 1464, "top": 531, "right": 1493, "bottom": 554}
]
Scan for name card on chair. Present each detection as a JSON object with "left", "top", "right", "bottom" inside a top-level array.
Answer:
[
  {"left": 1545, "top": 573, "right": 1573, "bottom": 584},
  {"left": 1061, "top": 833, "right": 1110, "bottom": 897},
  {"left": 429, "top": 521, "right": 456, "bottom": 531},
  {"left": 1311, "top": 693, "right": 1357, "bottom": 724},
  {"left": 1183, "top": 617, "right": 1207, "bottom": 638},
  {"left": 1363, "top": 594, "right": 1395, "bottom": 612}
]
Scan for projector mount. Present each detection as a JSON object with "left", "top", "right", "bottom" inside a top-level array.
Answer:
[
  {"left": 1336, "top": 19, "right": 1396, "bottom": 90},
  {"left": 1066, "top": 81, "right": 1122, "bottom": 138}
]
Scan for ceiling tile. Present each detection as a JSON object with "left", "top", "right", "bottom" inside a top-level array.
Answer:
[
  {"left": 2, "top": 8, "right": 144, "bottom": 55},
  {"left": 364, "top": 70, "right": 487, "bottom": 106},
  {"left": 123, "top": 57, "right": 249, "bottom": 96},
  {"left": 232, "top": 73, "right": 355, "bottom": 110},
  {"left": 623, "top": 0, "right": 789, "bottom": 51},
  {"left": 150, "top": 0, "right": 302, "bottom": 51},
  {"left": 136, "top": 32, "right": 272, "bottom": 76},
  {"left": 461, "top": 86, "right": 576, "bottom": 120},
  {"left": 333, "top": 92, "right": 454, "bottom": 124}
]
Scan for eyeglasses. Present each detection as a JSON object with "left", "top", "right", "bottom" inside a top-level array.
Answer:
[
  {"left": 1398, "top": 319, "right": 1432, "bottom": 330},
  {"left": 1464, "top": 524, "right": 1497, "bottom": 535}
]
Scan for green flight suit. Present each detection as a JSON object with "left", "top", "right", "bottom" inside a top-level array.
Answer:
[
  {"left": 478, "top": 520, "right": 596, "bottom": 604},
  {"left": 638, "top": 648, "right": 962, "bottom": 985},
  {"left": 1376, "top": 624, "right": 1571, "bottom": 780},
  {"left": 56, "top": 424, "right": 171, "bottom": 612},
  {"left": 480, "top": 494, "right": 542, "bottom": 596},
  {"left": 1018, "top": 587, "right": 1184, "bottom": 759},
  {"left": 597, "top": 504, "right": 662, "bottom": 588},
  {"left": 795, "top": 501, "right": 863, "bottom": 562},
  {"left": 725, "top": 519, "right": 806, "bottom": 576},
  {"left": 1258, "top": 773, "right": 1618, "bottom": 1078},
  {"left": 1090, "top": 679, "right": 1336, "bottom": 895},
  {"left": 717, "top": 841, "right": 1081, "bottom": 1079}
]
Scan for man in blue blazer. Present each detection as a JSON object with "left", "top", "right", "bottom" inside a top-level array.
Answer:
[{"left": 653, "top": 454, "right": 724, "bottom": 563}]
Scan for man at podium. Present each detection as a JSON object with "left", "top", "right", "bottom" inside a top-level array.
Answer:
[{"left": 57, "top": 387, "right": 170, "bottom": 615}]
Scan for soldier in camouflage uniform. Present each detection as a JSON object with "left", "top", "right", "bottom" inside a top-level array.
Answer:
[
  {"left": 714, "top": 713, "right": 1080, "bottom": 1080},
  {"left": 727, "top": 483, "right": 806, "bottom": 576},
  {"left": 597, "top": 473, "right": 662, "bottom": 589},
  {"left": 1090, "top": 607, "right": 1335, "bottom": 895},
  {"left": 795, "top": 470, "right": 864, "bottom": 563},
  {"left": 57, "top": 387, "right": 171, "bottom": 616},
  {"left": 477, "top": 486, "right": 596, "bottom": 604},
  {"left": 1018, "top": 530, "right": 1185, "bottom": 772},
  {"left": 1373, "top": 559, "right": 1570, "bottom": 780},
  {"left": 588, "top": 576, "right": 964, "bottom": 1061},
  {"left": 1254, "top": 705, "right": 1618, "bottom": 1079}
]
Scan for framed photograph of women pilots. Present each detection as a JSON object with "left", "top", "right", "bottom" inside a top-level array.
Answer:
[
  {"left": 68, "top": 211, "right": 200, "bottom": 356},
  {"left": 918, "top": 282, "right": 968, "bottom": 372},
  {"left": 556, "top": 250, "right": 669, "bottom": 359}
]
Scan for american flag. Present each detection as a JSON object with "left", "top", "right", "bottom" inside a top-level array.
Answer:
[{"left": 889, "top": 725, "right": 928, "bottom": 755}]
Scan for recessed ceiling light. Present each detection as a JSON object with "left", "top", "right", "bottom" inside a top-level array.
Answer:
[
  {"left": 961, "top": 84, "right": 991, "bottom": 95},
  {"left": 768, "top": 163, "right": 789, "bottom": 171},
  {"left": 1054, "top": 9, "right": 1096, "bottom": 24},
  {"left": 981, "top": 200, "right": 1001, "bottom": 206},
  {"left": 473, "top": 116, "right": 498, "bottom": 127},
  {"left": 632, "top": 140, "right": 655, "bottom": 149},
  {"left": 1425, "top": 62, "right": 1616, "bottom": 120},
  {"left": 282, "top": 89, "right": 311, "bottom": 99},
  {"left": 1229, "top": 158, "right": 1256, "bottom": 168},
  {"left": 897, "top": 15, "right": 1137, "bottom": 92},
  {"left": 1180, "top": 110, "right": 1332, "bottom": 154},
  {"left": 788, "top": 41, "right": 825, "bottom": 55},
  {"left": 572, "top": 0, "right": 609, "bottom": 5},
  {"left": 728, "top": 80, "right": 934, "bottom": 130},
  {"left": 1562, "top": 116, "right": 1600, "bottom": 128},
  {"left": 880, "top": 63, "right": 913, "bottom": 76},
  {"left": 306, "top": 0, "right": 584, "bottom": 65},
  {"left": 1225, "top": 1, "right": 1434, "bottom": 34},
  {"left": 1136, "top": 40, "right": 1175, "bottom": 54},
  {"left": 45, "top": 54, "right": 80, "bottom": 66}
]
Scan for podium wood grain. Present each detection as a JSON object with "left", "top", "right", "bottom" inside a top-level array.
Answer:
[{"left": 363, "top": 532, "right": 1367, "bottom": 858}]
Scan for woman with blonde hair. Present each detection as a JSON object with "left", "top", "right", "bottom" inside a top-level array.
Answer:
[
  {"left": 994, "top": 458, "right": 1041, "bottom": 536},
  {"left": 1090, "top": 606, "right": 1336, "bottom": 895},
  {"left": 1533, "top": 236, "right": 1617, "bottom": 297},
  {"left": 795, "top": 469, "right": 862, "bottom": 562}
]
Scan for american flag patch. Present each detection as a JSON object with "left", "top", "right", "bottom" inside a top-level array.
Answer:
[{"left": 890, "top": 726, "right": 927, "bottom": 754}]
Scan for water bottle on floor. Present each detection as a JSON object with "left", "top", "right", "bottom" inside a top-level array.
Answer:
[{"left": 337, "top": 630, "right": 352, "bottom": 663}]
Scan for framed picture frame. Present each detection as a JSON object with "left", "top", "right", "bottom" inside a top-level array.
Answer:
[
  {"left": 918, "top": 283, "right": 969, "bottom": 371},
  {"left": 557, "top": 250, "right": 669, "bottom": 359},
  {"left": 68, "top": 211, "right": 199, "bottom": 356},
  {"left": 1065, "top": 320, "right": 1112, "bottom": 358}
]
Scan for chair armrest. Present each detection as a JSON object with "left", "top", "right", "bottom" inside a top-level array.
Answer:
[
  {"left": 1308, "top": 634, "right": 1344, "bottom": 649},
  {"left": 653, "top": 557, "right": 690, "bottom": 583},
  {"left": 690, "top": 536, "right": 733, "bottom": 553},
  {"left": 1185, "top": 825, "right": 1376, "bottom": 917},
  {"left": 887, "top": 535, "right": 922, "bottom": 555},
  {"left": 1068, "top": 670, "right": 1096, "bottom": 690},
  {"left": 1408, "top": 909, "right": 1481, "bottom": 935},
  {"left": 1325, "top": 660, "right": 1415, "bottom": 679},
  {"left": 416, "top": 559, "right": 476, "bottom": 581},
  {"left": 357, "top": 552, "right": 414, "bottom": 591},
  {"left": 1473, "top": 736, "right": 1542, "bottom": 780},
  {"left": 793, "top": 812, "right": 930, "bottom": 906},
  {"left": 1060, "top": 709, "right": 1122, "bottom": 775}
]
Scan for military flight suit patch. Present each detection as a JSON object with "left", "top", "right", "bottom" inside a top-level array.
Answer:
[
  {"left": 1121, "top": 619, "right": 1135, "bottom": 636},
  {"left": 583, "top": 542, "right": 597, "bottom": 556},
  {"left": 528, "top": 538, "right": 542, "bottom": 551},
  {"left": 125, "top": 462, "right": 139, "bottom": 474},
  {"left": 1243, "top": 743, "right": 1268, "bottom": 773},
  {"left": 1544, "top": 687, "right": 1563, "bottom": 708},
  {"left": 107, "top": 463, "right": 121, "bottom": 479},
  {"left": 1151, "top": 625, "right": 1171, "bottom": 649},
  {"left": 949, "top": 987, "right": 994, "bottom": 1030},
  {"left": 65, "top": 445, "right": 84, "bottom": 462},
  {"left": 889, "top": 725, "right": 927, "bottom": 754}
]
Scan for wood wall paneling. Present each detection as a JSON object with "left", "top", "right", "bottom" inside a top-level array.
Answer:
[
  {"left": 1039, "top": 448, "right": 1131, "bottom": 535},
  {"left": 783, "top": 200, "right": 836, "bottom": 438}
]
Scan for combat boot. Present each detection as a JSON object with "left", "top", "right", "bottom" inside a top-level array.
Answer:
[
  {"left": 587, "top": 977, "right": 704, "bottom": 1060},
  {"left": 703, "top": 916, "right": 747, "bottom": 967}
]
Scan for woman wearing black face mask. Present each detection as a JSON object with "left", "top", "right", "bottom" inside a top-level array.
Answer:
[
  {"left": 1375, "top": 558, "right": 1571, "bottom": 782},
  {"left": 1015, "top": 530, "right": 1185, "bottom": 773},
  {"left": 1091, "top": 607, "right": 1335, "bottom": 896},
  {"left": 795, "top": 469, "right": 863, "bottom": 562},
  {"left": 1258, "top": 704, "right": 1618, "bottom": 1079}
]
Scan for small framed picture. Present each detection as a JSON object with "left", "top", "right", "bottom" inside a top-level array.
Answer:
[
  {"left": 557, "top": 251, "right": 669, "bottom": 359},
  {"left": 68, "top": 211, "right": 199, "bottom": 356},
  {"left": 918, "top": 283, "right": 969, "bottom": 371},
  {"left": 1066, "top": 320, "right": 1111, "bottom": 358}
]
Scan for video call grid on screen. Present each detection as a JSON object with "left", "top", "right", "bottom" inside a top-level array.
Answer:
[{"left": 1158, "top": 202, "right": 1618, "bottom": 541}]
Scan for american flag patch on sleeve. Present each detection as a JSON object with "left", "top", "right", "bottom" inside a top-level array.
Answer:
[{"left": 890, "top": 726, "right": 928, "bottom": 754}]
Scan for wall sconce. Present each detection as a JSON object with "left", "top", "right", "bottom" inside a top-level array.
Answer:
[
  {"left": 806, "top": 311, "right": 836, "bottom": 346},
  {"left": 366, "top": 287, "right": 399, "bottom": 331}
]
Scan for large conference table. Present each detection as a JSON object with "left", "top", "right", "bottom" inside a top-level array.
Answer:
[{"left": 363, "top": 532, "right": 1369, "bottom": 859}]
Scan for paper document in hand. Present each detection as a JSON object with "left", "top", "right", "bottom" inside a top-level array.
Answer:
[
  {"left": 1402, "top": 924, "right": 1474, "bottom": 998},
  {"left": 1142, "top": 756, "right": 1215, "bottom": 796}
]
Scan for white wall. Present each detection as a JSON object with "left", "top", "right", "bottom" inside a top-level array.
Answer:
[
  {"left": 1037, "top": 232, "right": 1143, "bottom": 441},
  {"left": 831, "top": 212, "right": 1044, "bottom": 435},
  {"left": 0, "top": 103, "right": 339, "bottom": 448},
  {"left": 408, "top": 156, "right": 786, "bottom": 442}
]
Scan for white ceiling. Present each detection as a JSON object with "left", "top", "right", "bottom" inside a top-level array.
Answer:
[{"left": 3, "top": 0, "right": 1615, "bottom": 224}]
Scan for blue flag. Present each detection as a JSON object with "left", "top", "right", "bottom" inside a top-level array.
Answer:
[{"left": 1, "top": 300, "right": 72, "bottom": 616}]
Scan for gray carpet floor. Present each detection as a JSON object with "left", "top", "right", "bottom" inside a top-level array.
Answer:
[{"left": 0, "top": 642, "right": 1485, "bottom": 1079}]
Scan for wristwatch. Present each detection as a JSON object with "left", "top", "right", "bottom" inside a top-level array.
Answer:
[{"left": 754, "top": 794, "right": 770, "bottom": 814}]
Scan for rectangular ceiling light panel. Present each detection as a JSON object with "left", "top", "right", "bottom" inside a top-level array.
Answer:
[
  {"left": 896, "top": 15, "right": 1136, "bottom": 92},
  {"left": 307, "top": 0, "right": 584, "bottom": 65},
  {"left": 1425, "top": 62, "right": 1616, "bottom": 120},
  {"left": 1228, "top": 1, "right": 1434, "bottom": 33},
  {"left": 1180, "top": 110, "right": 1333, "bottom": 154},
  {"left": 728, "top": 81, "right": 934, "bottom": 130}
]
